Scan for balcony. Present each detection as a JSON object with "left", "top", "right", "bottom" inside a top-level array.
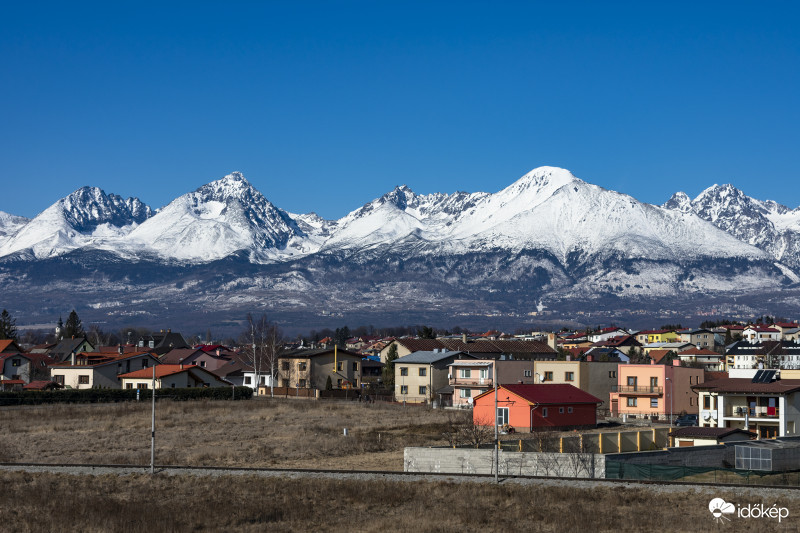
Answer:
[
  {"left": 450, "top": 377, "right": 493, "bottom": 387},
  {"left": 726, "top": 406, "right": 780, "bottom": 419},
  {"left": 611, "top": 385, "right": 663, "bottom": 395}
]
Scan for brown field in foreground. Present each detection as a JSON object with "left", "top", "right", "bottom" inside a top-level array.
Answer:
[
  {"left": 0, "top": 398, "right": 469, "bottom": 469},
  {"left": 1, "top": 471, "right": 798, "bottom": 532}
]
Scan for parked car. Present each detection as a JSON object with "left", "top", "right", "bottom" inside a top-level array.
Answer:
[{"left": 675, "top": 414, "right": 698, "bottom": 426}]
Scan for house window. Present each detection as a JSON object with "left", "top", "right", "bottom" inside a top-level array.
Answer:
[
  {"left": 609, "top": 371, "right": 617, "bottom": 378},
  {"left": 559, "top": 407, "right": 565, "bottom": 414},
  {"left": 419, "top": 367, "right": 426, "bottom": 377},
  {"left": 565, "top": 372, "right": 574, "bottom": 382},
  {"left": 703, "top": 396, "right": 710, "bottom": 409},
  {"left": 200, "top": 361, "right": 206, "bottom": 368},
  {"left": 400, "top": 367, "right": 408, "bottom": 376},
  {"left": 627, "top": 397, "right": 637, "bottom": 407},
  {"left": 497, "top": 407, "right": 509, "bottom": 425},
  {"left": 79, "top": 375, "right": 89, "bottom": 384},
  {"left": 138, "top": 383, "right": 148, "bottom": 389},
  {"left": 459, "top": 389, "right": 471, "bottom": 398},
  {"left": 542, "top": 407, "right": 549, "bottom": 417},
  {"left": 11, "top": 359, "right": 21, "bottom": 367},
  {"left": 299, "top": 379, "right": 307, "bottom": 388},
  {"left": 479, "top": 368, "right": 489, "bottom": 379},
  {"left": 171, "top": 383, "right": 176, "bottom": 388},
  {"left": 352, "top": 362, "right": 358, "bottom": 372},
  {"left": 244, "top": 376, "right": 252, "bottom": 385},
  {"left": 53, "top": 375, "right": 64, "bottom": 385},
  {"left": 419, "top": 386, "right": 427, "bottom": 395},
  {"left": 524, "top": 370, "right": 532, "bottom": 377},
  {"left": 142, "top": 359, "right": 149, "bottom": 368},
  {"left": 282, "top": 361, "right": 290, "bottom": 371},
  {"left": 125, "top": 383, "right": 133, "bottom": 389},
  {"left": 650, "top": 377, "right": 658, "bottom": 388},
  {"left": 260, "top": 376, "right": 266, "bottom": 385},
  {"left": 460, "top": 368, "right": 471, "bottom": 378},
  {"left": 337, "top": 379, "right": 342, "bottom": 387},
  {"left": 337, "top": 362, "right": 343, "bottom": 371},
  {"left": 400, "top": 385, "right": 408, "bottom": 395},
  {"left": 544, "top": 372, "right": 553, "bottom": 382},
  {"left": 567, "top": 407, "right": 573, "bottom": 414},
  {"left": 282, "top": 379, "right": 289, "bottom": 387},
  {"left": 650, "top": 398, "right": 658, "bottom": 408},
  {"left": 299, "top": 362, "right": 307, "bottom": 371},
  {"left": 627, "top": 376, "right": 637, "bottom": 387}
]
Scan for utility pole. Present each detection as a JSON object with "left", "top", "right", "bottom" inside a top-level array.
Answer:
[{"left": 150, "top": 364, "right": 156, "bottom": 475}]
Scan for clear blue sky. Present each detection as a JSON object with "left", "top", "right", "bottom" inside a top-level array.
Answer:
[{"left": 2, "top": 1, "right": 798, "bottom": 219}]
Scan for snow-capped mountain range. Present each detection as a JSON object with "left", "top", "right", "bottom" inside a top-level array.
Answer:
[{"left": 1, "top": 166, "right": 799, "bottom": 327}]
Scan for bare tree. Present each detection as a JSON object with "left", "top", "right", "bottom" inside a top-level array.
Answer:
[{"left": 240, "top": 313, "right": 283, "bottom": 397}]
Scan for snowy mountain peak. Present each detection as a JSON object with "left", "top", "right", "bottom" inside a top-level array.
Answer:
[
  {"left": 60, "top": 186, "right": 153, "bottom": 232},
  {"left": 663, "top": 192, "right": 692, "bottom": 212}
]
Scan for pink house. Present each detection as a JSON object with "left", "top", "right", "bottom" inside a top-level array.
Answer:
[{"left": 609, "top": 361, "right": 703, "bottom": 421}]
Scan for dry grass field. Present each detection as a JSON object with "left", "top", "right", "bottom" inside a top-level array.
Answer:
[
  {"left": 0, "top": 397, "right": 468, "bottom": 469},
  {"left": 1, "top": 471, "right": 798, "bottom": 532}
]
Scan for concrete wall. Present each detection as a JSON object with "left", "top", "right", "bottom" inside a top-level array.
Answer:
[{"left": 404, "top": 447, "right": 606, "bottom": 478}]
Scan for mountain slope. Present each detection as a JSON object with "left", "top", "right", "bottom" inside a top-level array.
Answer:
[
  {"left": 0, "top": 187, "right": 152, "bottom": 259},
  {"left": 663, "top": 184, "right": 800, "bottom": 268},
  {"left": 123, "top": 172, "right": 315, "bottom": 262}
]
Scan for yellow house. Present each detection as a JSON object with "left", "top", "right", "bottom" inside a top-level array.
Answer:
[{"left": 648, "top": 330, "right": 680, "bottom": 344}]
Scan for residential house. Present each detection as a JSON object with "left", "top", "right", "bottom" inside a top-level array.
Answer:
[
  {"left": 588, "top": 327, "right": 628, "bottom": 343},
  {"left": 49, "top": 351, "right": 160, "bottom": 389},
  {"left": 679, "top": 328, "right": 715, "bottom": 350},
  {"left": 590, "top": 335, "right": 641, "bottom": 355},
  {"left": 743, "top": 326, "right": 781, "bottom": 343},
  {"left": 118, "top": 364, "right": 231, "bottom": 389},
  {"left": 608, "top": 362, "right": 704, "bottom": 421},
  {"left": 394, "top": 350, "right": 475, "bottom": 404},
  {"left": 0, "top": 353, "right": 31, "bottom": 383},
  {"left": 48, "top": 337, "right": 95, "bottom": 363},
  {"left": 692, "top": 370, "right": 800, "bottom": 438},
  {"left": 379, "top": 337, "right": 556, "bottom": 364},
  {"left": 136, "top": 329, "right": 190, "bottom": 355},
  {"left": 447, "top": 358, "right": 539, "bottom": 407},
  {"left": 677, "top": 348, "right": 725, "bottom": 371},
  {"left": 472, "top": 384, "right": 602, "bottom": 432},
  {"left": 360, "top": 358, "right": 384, "bottom": 385},
  {"left": 277, "top": 348, "right": 362, "bottom": 390},
  {"left": 642, "top": 342, "right": 695, "bottom": 356},
  {"left": 770, "top": 323, "right": 800, "bottom": 339},
  {"left": 532, "top": 359, "right": 621, "bottom": 413}
]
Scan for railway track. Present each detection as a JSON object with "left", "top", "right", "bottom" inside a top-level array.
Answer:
[{"left": 2, "top": 462, "right": 800, "bottom": 494}]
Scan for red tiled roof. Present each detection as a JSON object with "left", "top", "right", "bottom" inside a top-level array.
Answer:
[
  {"left": 0, "top": 339, "right": 22, "bottom": 352},
  {"left": 703, "top": 371, "right": 728, "bottom": 382},
  {"left": 475, "top": 384, "right": 602, "bottom": 405},
  {"left": 649, "top": 349, "right": 671, "bottom": 364}
]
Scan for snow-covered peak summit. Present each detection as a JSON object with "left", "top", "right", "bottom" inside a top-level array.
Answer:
[
  {"left": 60, "top": 186, "right": 152, "bottom": 232},
  {"left": 663, "top": 191, "right": 692, "bottom": 212}
]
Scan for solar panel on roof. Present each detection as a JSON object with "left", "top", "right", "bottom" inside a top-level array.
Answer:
[
  {"left": 763, "top": 370, "right": 777, "bottom": 383},
  {"left": 752, "top": 370, "right": 764, "bottom": 383}
]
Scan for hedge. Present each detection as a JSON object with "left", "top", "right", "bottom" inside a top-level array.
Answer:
[{"left": 0, "top": 386, "right": 253, "bottom": 405}]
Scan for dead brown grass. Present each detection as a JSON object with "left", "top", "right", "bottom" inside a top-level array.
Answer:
[
  {"left": 0, "top": 398, "right": 470, "bottom": 469},
  {"left": 0, "top": 471, "right": 798, "bottom": 532}
]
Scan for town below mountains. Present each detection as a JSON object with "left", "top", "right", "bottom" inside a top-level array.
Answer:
[{"left": 1, "top": 166, "right": 800, "bottom": 332}]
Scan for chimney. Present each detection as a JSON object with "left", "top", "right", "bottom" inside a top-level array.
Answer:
[
  {"left": 180, "top": 364, "right": 183, "bottom": 370},
  {"left": 566, "top": 355, "right": 571, "bottom": 361},
  {"left": 118, "top": 344, "right": 123, "bottom": 355},
  {"left": 650, "top": 359, "right": 655, "bottom": 365},
  {"left": 462, "top": 333, "right": 468, "bottom": 343},
  {"left": 547, "top": 333, "right": 557, "bottom": 351},
  {"left": 71, "top": 351, "right": 76, "bottom": 366},
  {"left": 586, "top": 355, "right": 593, "bottom": 362},
  {"left": 216, "top": 348, "right": 221, "bottom": 356},
  {"left": 672, "top": 359, "right": 681, "bottom": 366}
]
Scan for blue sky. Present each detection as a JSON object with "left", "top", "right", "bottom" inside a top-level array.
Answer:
[{"left": 2, "top": 1, "right": 798, "bottom": 220}]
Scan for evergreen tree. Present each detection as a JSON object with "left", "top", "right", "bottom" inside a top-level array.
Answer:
[
  {"left": 63, "top": 309, "right": 84, "bottom": 338},
  {"left": 382, "top": 343, "right": 399, "bottom": 387},
  {"left": 417, "top": 325, "right": 436, "bottom": 339},
  {"left": 325, "top": 375, "right": 333, "bottom": 390},
  {"left": 0, "top": 309, "right": 17, "bottom": 340}
]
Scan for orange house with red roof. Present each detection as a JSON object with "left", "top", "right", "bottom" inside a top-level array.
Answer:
[{"left": 472, "top": 384, "right": 602, "bottom": 432}]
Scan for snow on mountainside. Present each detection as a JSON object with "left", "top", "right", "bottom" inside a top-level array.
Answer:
[
  {"left": 448, "top": 168, "right": 767, "bottom": 263},
  {"left": 123, "top": 172, "right": 315, "bottom": 262},
  {"left": 0, "top": 187, "right": 152, "bottom": 259},
  {"left": 663, "top": 184, "right": 800, "bottom": 268},
  {"left": 0, "top": 211, "right": 29, "bottom": 239}
]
